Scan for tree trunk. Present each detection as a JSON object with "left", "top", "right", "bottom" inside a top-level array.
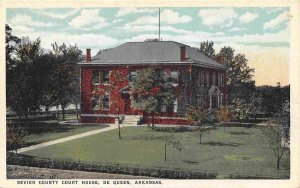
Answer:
[
  {"left": 118, "top": 122, "right": 121, "bottom": 139},
  {"left": 277, "top": 158, "right": 280, "bottom": 170},
  {"left": 152, "top": 111, "right": 155, "bottom": 130},
  {"left": 199, "top": 133, "right": 202, "bottom": 144},
  {"left": 46, "top": 106, "right": 49, "bottom": 116},
  {"left": 75, "top": 103, "right": 79, "bottom": 120},
  {"left": 165, "top": 142, "right": 167, "bottom": 162},
  {"left": 62, "top": 106, "right": 65, "bottom": 121},
  {"left": 57, "top": 109, "right": 59, "bottom": 120}
]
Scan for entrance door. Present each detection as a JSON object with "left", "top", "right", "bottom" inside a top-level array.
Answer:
[{"left": 124, "top": 95, "right": 131, "bottom": 115}]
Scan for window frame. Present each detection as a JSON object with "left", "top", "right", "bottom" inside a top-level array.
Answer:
[
  {"left": 92, "top": 70, "right": 100, "bottom": 85},
  {"left": 101, "top": 70, "right": 110, "bottom": 85},
  {"left": 170, "top": 71, "right": 179, "bottom": 86},
  {"left": 91, "top": 95, "right": 101, "bottom": 110},
  {"left": 102, "top": 92, "right": 110, "bottom": 110}
]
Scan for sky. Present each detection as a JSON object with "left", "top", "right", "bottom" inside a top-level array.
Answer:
[{"left": 6, "top": 7, "right": 290, "bottom": 86}]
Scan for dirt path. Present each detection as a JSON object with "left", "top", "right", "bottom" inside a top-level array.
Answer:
[{"left": 7, "top": 165, "right": 150, "bottom": 179}]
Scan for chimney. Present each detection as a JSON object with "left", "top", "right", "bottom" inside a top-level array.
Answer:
[
  {"left": 217, "top": 55, "right": 223, "bottom": 64},
  {"left": 86, "top": 49, "right": 91, "bottom": 62},
  {"left": 180, "top": 46, "right": 186, "bottom": 61}
]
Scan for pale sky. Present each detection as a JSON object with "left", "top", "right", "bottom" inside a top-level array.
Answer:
[{"left": 6, "top": 7, "right": 290, "bottom": 86}]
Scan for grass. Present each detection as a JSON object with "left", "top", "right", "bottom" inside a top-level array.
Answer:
[
  {"left": 10, "top": 118, "right": 109, "bottom": 147},
  {"left": 23, "top": 126, "right": 290, "bottom": 178}
]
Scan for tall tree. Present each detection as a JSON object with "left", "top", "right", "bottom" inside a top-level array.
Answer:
[
  {"left": 51, "top": 43, "right": 82, "bottom": 120},
  {"left": 218, "top": 46, "right": 255, "bottom": 103},
  {"left": 199, "top": 41, "right": 216, "bottom": 60},
  {"left": 7, "top": 37, "right": 44, "bottom": 118},
  {"left": 5, "top": 24, "right": 20, "bottom": 70},
  {"left": 218, "top": 46, "right": 235, "bottom": 67},
  {"left": 130, "top": 67, "right": 175, "bottom": 129},
  {"left": 226, "top": 53, "right": 255, "bottom": 103}
]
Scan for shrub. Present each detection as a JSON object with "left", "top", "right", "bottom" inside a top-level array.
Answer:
[
  {"left": 6, "top": 123, "right": 27, "bottom": 153},
  {"left": 7, "top": 154, "right": 217, "bottom": 179}
]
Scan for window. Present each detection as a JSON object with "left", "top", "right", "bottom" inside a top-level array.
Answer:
[
  {"left": 201, "top": 71, "right": 205, "bottom": 86},
  {"left": 102, "top": 92, "right": 110, "bottom": 110},
  {"left": 218, "top": 73, "right": 221, "bottom": 87},
  {"left": 92, "top": 70, "right": 109, "bottom": 85},
  {"left": 212, "top": 72, "right": 216, "bottom": 86},
  {"left": 197, "top": 96, "right": 204, "bottom": 109},
  {"left": 101, "top": 70, "right": 110, "bottom": 84},
  {"left": 205, "top": 72, "right": 209, "bottom": 86},
  {"left": 173, "top": 98, "right": 178, "bottom": 113},
  {"left": 221, "top": 74, "right": 224, "bottom": 87},
  {"left": 91, "top": 95, "right": 100, "bottom": 110},
  {"left": 170, "top": 71, "right": 179, "bottom": 85},
  {"left": 92, "top": 71, "right": 100, "bottom": 84},
  {"left": 129, "top": 71, "right": 137, "bottom": 83}
]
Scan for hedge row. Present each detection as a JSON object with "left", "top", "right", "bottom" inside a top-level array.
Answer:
[{"left": 7, "top": 153, "right": 217, "bottom": 179}]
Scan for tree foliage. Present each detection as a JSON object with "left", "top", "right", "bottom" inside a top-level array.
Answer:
[
  {"left": 51, "top": 42, "right": 82, "bottom": 120},
  {"left": 186, "top": 107, "right": 209, "bottom": 144},
  {"left": 216, "top": 106, "right": 233, "bottom": 124},
  {"left": 231, "top": 98, "right": 251, "bottom": 123},
  {"left": 7, "top": 37, "right": 44, "bottom": 118},
  {"left": 6, "top": 25, "right": 82, "bottom": 119},
  {"left": 130, "top": 67, "right": 175, "bottom": 129},
  {"left": 5, "top": 24, "right": 20, "bottom": 70},
  {"left": 199, "top": 41, "right": 216, "bottom": 60},
  {"left": 218, "top": 46, "right": 255, "bottom": 103},
  {"left": 261, "top": 117, "right": 289, "bottom": 170}
]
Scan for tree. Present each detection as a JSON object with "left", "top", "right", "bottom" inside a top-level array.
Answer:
[
  {"left": 218, "top": 46, "right": 235, "bottom": 67},
  {"left": 225, "top": 53, "right": 255, "bottom": 103},
  {"left": 199, "top": 41, "right": 216, "bottom": 60},
  {"left": 7, "top": 37, "right": 44, "bottom": 118},
  {"left": 164, "top": 134, "right": 184, "bottom": 162},
  {"left": 232, "top": 98, "right": 251, "bottom": 124},
  {"left": 51, "top": 43, "right": 82, "bottom": 120},
  {"left": 5, "top": 24, "right": 20, "bottom": 70},
  {"left": 218, "top": 46, "right": 255, "bottom": 103},
  {"left": 186, "top": 107, "right": 208, "bottom": 144},
  {"left": 130, "top": 67, "right": 175, "bottom": 129},
  {"left": 248, "top": 92, "right": 264, "bottom": 120},
  {"left": 261, "top": 117, "right": 289, "bottom": 170},
  {"left": 216, "top": 106, "right": 233, "bottom": 131},
  {"left": 109, "top": 70, "right": 128, "bottom": 139}
]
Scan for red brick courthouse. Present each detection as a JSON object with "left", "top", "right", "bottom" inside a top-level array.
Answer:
[{"left": 79, "top": 41, "right": 227, "bottom": 125}]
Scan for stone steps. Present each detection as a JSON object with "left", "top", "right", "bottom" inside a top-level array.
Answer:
[{"left": 122, "top": 115, "right": 141, "bottom": 125}]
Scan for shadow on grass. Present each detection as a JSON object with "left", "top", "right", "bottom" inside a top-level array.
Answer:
[
  {"left": 202, "top": 141, "right": 242, "bottom": 147},
  {"left": 228, "top": 131, "right": 252, "bottom": 135},
  {"left": 183, "top": 160, "right": 199, "bottom": 165},
  {"left": 122, "top": 134, "right": 166, "bottom": 141}
]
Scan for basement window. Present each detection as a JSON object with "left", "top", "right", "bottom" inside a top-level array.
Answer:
[
  {"left": 92, "top": 71, "right": 100, "bottom": 85},
  {"left": 102, "top": 92, "right": 110, "bottom": 110},
  {"left": 91, "top": 95, "right": 100, "bottom": 110}
]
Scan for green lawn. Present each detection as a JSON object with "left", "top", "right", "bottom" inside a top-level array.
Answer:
[
  {"left": 23, "top": 126, "right": 290, "bottom": 178},
  {"left": 23, "top": 124, "right": 108, "bottom": 146}
]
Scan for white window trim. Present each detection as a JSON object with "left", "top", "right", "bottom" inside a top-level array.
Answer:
[{"left": 102, "top": 92, "right": 110, "bottom": 111}]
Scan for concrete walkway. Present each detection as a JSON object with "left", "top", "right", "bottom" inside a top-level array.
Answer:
[{"left": 18, "top": 124, "right": 129, "bottom": 154}]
